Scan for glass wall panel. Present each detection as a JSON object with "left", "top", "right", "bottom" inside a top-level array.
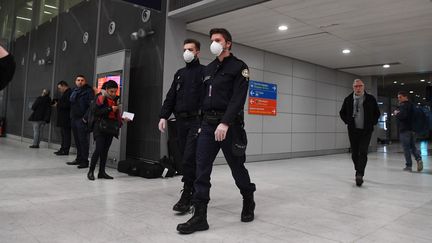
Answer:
[
  {"left": 14, "top": 0, "right": 33, "bottom": 38},
  {"left": 39, "top": 0, "right": 59, "bottom": 25},
  {"left": 63, "top": 0, "right": 85, "bottom": 11}
]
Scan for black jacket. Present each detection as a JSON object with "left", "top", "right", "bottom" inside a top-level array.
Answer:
[
  {"left": 56, "top": 88, "right": 72, "bottom": 127},
  {"left": 29, "top": 95, "right": 52, "bottom": 123},
  {"left": 159, "top": 59, "right": 204, "bottom": 119},
  {"left": 395, "top": 101, "right": 413, "bottom": 132},
  {"left": 339, "top": 92, "right": 380, "bottom": 132},
  {"left": 202, "top": 54, "right": 249, "bottom": 124},
  {"left": 70, "top": 84, "right": 94, "bottom": 120},
  {"left": 0, "top": 54, "right": 16, "bottom": 91}
]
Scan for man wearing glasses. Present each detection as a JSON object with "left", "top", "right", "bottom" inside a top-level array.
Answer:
[{"left": 340, "top": 79, "right": 380, "bottom": 187}]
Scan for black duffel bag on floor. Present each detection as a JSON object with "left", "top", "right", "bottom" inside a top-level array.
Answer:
[{"left": 118, "top": 159, "right": 163, "bottom": 178}]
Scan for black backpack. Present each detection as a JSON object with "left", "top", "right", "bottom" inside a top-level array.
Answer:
[
  {"left": 411, "top": 105, "right": 429, "bottom": 134},
  {"left": 84, "top": 94, "right": 101, "bottom": 132}
]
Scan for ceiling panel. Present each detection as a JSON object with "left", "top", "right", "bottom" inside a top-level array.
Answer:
[{"left": 186, "top": 0, "right": 432, "bottom": 75}]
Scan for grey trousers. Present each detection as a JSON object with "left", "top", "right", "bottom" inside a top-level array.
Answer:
[{"left": 32, "top": 121, "right": 46, "bottom": 146}]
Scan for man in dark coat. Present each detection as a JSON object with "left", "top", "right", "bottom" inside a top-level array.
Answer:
[
  {"left": 0, "top": 45, "right": 15, "bottom": 91},
  {"left": 28, "top": 89, "right": 52, "bottom": 148},
  {"left": 339, "top": 79, "right": 380, "bottom": 187},
  {"left": 54, "top": 81, "right": 72, "bottom": 155},
  {"left": 67, "top": 75, "right": 94, "bottom": 169}
]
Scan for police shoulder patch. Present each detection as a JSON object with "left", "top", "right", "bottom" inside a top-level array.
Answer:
[{"left": 241, "top": 69, "right": 249, "bottom": 78}]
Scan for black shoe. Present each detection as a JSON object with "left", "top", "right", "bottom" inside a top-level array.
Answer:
[
  {"left": 177, "top": 204, "right": 209, "bottom": 234},
  {"left": 241, "top": 194, "right": 255, "bottom": 222},
  {"left": 54, "top": 150, "right": 62, "bottom": 154},
  {"left": 77, "top": 164, "right": 89, "bottom": 169},
  {"left": 56, "top": 150, "right": 69, "bottom": 156},
  {"left": 87, "top": 170, "right": 95, "bottom": 181},
  {"left": 98, "top": 172, "right": 113, "bottom": 179},
  {"left": 355, "top": 175, "right": 364, "bottom": 187},
  {"left": 173, "top": 186, "right": 193, "bottom": 213},
  {"left": 403, "top": 167, "right": 412, "bottom": 172},
  {"left": 29, "top": 145, "right": 39, "bottom": 148},
  {"left": 66, "top": 160, "right": 80, "bottom": 165}
]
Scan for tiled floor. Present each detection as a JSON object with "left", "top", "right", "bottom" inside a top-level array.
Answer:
[{"left": 1, "top": 138, "right": 432, "bottom": 243}]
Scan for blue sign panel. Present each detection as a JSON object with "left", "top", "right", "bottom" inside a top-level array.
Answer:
[{"left": 249, "top": 80, "right": 277, "bottom": 99}]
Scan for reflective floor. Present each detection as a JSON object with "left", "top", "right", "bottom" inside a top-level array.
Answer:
[{"left": 1, "top": 138, "right": 432, "bottom": 243}]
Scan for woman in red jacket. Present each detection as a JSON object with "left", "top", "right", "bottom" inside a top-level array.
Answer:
[{"left": 87, "top": 80, "right": 126, "bottom": 180}]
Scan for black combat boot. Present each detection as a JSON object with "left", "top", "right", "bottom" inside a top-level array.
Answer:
[
  {"left": 176, "top": 204, "right": 209, "bottom": 234},
  {"left": 241, "top": 193, "right": 255, "bottom": 222},
  {"left": 87, "top": 162, "right": 96, "bottom": 181},
  {"left": 173, "top": 184, "right": 193, "bottom": 213}
]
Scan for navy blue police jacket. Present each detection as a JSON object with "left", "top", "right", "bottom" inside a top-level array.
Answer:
[
  {"left": 201, "top": 53, "right": 249, "bottom": 125},
  {"left": 159, "top": 59, "right": 204, "bottom": 119}
]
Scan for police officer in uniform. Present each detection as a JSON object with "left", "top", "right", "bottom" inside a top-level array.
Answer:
[
  {"left": 159, "top": 39, "right": 204, "bottom": 213},
  {"left": 177, "top": 28, "right": 256, "bottom": 234}
]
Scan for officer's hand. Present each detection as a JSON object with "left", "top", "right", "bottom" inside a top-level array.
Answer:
[
  {"left": 158, "top": 118, "right": 167, "bottom": 133},
  {"left": 215, "top": 123, "right": 229, "bottom": 141},
  {"left": 112, "top": 106, "right": 119, "bottom": 112},
  {"left": 0, "top": 45, "right": 9, "bottom": 58}
]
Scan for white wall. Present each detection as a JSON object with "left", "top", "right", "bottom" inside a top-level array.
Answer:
[{"left": 162, "top": 30, "right": 378, "bottom": 162}]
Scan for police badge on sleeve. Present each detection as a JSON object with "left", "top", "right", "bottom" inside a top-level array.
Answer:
[{"left": 242, "top": 69, "right": 250, "bottom": 81}]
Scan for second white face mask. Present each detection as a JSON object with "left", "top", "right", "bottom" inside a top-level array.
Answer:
[
  {"left": 183, "top": 50, "right": 195, "bottom": 63},
  {"left": 210, "top": 41, "right": 223, "bottom": 56}
]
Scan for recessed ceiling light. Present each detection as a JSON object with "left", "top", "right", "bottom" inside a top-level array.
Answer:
[
  {"left": 420, "top": 79, "right": 425, "bottom": 82},
  {"left": 428, "top": 81, "right": 431, "bottom": 84},
  {"left": 383, "top": 64, "right": 390, "bottom": 68},
  {"left": 416, "top": 95, "right": 420, "bottom": 97},
  {"left": 409, "top": 91, "right": 414, "bottom": 93},
  {"left": 342, "top": 49, "right": 351, "bottom": 54},
  {"left": 393, "top": 81, "right": 397, "bottom": 84},
  {"left": 423, "top": 97, "right": 427, "bottom": 100},
  {"left": 418, "top": 103, "right": 421, "bottom": 105},
  {"left": 401, "top": 83, "right": 405, "bottom": 85},
  {"left": 278, "top": 25, "right": 288, "bottom": 31}
]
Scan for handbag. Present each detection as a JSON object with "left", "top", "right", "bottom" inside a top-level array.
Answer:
[{"left": 98, "top": 118, "right": 119, "bottom": 136}]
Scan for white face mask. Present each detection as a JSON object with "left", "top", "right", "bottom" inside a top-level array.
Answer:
[
  {"left": 210, "top": 41, "right": 223, "bottom": 56},
  {"left": 183, "top": 50, "right": 195, "bottom": 63}
]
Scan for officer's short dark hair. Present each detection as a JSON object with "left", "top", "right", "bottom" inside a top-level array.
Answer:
[
  {"left": 57, "top": 81, "right": 68, "bottom": 87},
  {"left": 76, "top": 74, "right": 86, "bottom": 80},
  {"left": 184, "top": 38, "right": 200, "bottom": 51},
  {"left": 398, "top": 91, "right": 408, "bottom": 97},
  {"left": 209, "top": 28, "right": 232, "bottom": 49}
]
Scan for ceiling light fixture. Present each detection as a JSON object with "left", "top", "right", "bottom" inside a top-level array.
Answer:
[
  {"left": 16, "top": 16, "right": 31, "bottom": 21},
  {"left": 342, "top": 49, "right": 351, "bottom": 54},
  {"left": 278, "top": 25, "right": 288, "bottom": 31},
  {"left": 428, "top": 81, "right": 432, "bottom": 84},
  {"left": 383, "top": 64, "right": 390, "bottom": 68},
  {"left": 401, "top": 83, "right": 405, "bottom": 85},
  {"left": 423, "top": 97, "right": 427, "bottom": 100},
  {"left": 393, "top": 81, "right": 397, "bottom": 84},
  {"left": 420, "top": 79, "right": 425, "bottom": 82},
  {"left": 44, "top": 11, "right": 52, "bottom": 15},
  {"left": 409, "top": 91, "right": 414, "bottom": 93},
  {"left": 45, "top": 4, "right": 57, "bottom": 9},
  {"left": 418, "top": 103, "right": 421, "bottom": 105}
]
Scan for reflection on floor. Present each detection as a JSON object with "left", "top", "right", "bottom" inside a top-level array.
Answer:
[{"left": 1, "top": 138, "right": 432, "bottom": 243}]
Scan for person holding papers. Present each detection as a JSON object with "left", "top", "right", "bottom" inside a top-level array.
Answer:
[{"left": 87, "top": 80, "right": 130, "bottom": 180}]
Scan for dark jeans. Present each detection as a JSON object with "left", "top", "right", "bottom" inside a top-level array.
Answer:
[
  {"left": 348, "top": 129, "right": 372, "bottom": 176},
  {"left": 90, "top": 134, "right": 114, "bottom": 173},
  {"left": 60, "top": 126, "right": 71, "bottom": 152},
  {"left": 193, "top": 122, "right": 256, "bottom": 205},
  {"left": 71, "top": 118, "right": 90, "bottom": 164},
  {"left": 176, "top": 118, "right": 200, "bottom": 187},
  {"left": 399, "top": 131, "right": 421, "bottom": 167}
]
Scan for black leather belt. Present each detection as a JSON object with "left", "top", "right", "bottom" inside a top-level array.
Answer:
[{"left": 175, "top": 111, "right": 200, "bottom": 119}]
